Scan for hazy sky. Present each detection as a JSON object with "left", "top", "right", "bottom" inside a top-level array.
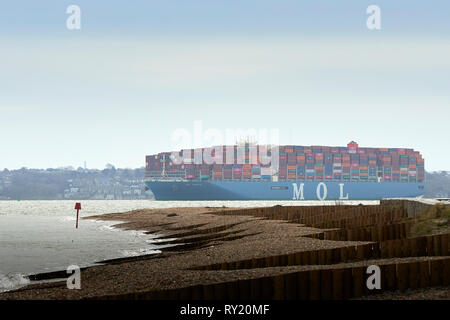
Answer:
[{"left": 1, "top": 1, "right": 449, "bottom": 171}]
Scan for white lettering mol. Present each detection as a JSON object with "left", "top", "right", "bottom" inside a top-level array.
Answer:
[
  {"left": 316, "top": 182, "right": 327, "bottom": 200},
  {"left": 339, "top": 183, "right": 349, "bottom": 200},
  {"left": 292, "top": 183, "right": 305, "bottom": 200}
]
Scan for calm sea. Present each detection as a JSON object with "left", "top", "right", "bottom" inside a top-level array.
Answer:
[{"left": 0, "top": 199, "right": 378, "bottom": 292}]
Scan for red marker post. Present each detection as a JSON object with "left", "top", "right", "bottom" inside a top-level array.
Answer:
[{"left": 75, "top": 202, "right": 81, "bottom": 229}]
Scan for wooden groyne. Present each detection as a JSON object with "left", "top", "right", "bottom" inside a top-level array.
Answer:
[
  {"left": 380, "top": 198, "right": 450, "bottom": 218},
  {"left": 96, "top": 257, "right": 450, "bottom": 300},
  {"left": 90, "top": 199, "right": 449, "bottom": 300}
]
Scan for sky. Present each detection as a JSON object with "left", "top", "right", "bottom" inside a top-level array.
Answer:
[{"left": 1, "top": 1, "right": 449, "bottom": 171}]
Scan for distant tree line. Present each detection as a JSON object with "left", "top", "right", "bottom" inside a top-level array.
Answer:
[
  {"left": 0, "top": 167, "right": 146, "bottom": 200},
  {"left": 425, "top": 171, "right": 450, "bottom": 198}
]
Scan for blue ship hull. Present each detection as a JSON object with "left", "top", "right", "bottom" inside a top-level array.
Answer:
[{"left": 145, "top": 180, "right": 425, "bottom": 200}]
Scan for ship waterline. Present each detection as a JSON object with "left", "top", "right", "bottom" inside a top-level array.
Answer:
[{"left": 145, "top": 180, "right": 425, "bottom": 201}]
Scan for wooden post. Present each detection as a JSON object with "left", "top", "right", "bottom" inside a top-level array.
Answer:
[
  {"left": 397, "top": 263, "right": 409, "bottom": 292},
  {"left": 418, "top": 261, "right": 430, "bottom": 288},
  {"left": 417, "top": 236, "right": 427, "bottom": 256},
  {"left": 260, "top": 277, "right": 273, "bottom": 299},
  {"left": 318, "top": 250, "right": 326, "bottom": 265},
  {"left": 285, "top": 273, "right": 298, "bottom": 300},
  {"left": 288, "top": 253, "right": 296, "bottom": 266},
  {"left": 213, "top": 282, "right": 227, "bottom": 300},
  {"left": 378, "top": 265, "right": 387, "bottom": 292},
  {"left": 430, "top": 259, "right": 444, "bottom": 287},
  {"left": 347, "top": 229, "right": 352, "bottom": 241},
  {"left": 426, "top": 236, "right": 433, "bottom": 256},
  {"left": 382, "top": 225, "right": 388, "bottom": 242},
  {"left": 226, "top": 281, "right": 239, "bottom": 300},
  {"left": 273, "top": 275, "right": 285, "bottom": 300},
  {"left": 388, "top": 224, "right": 394, "bottom": 240},
  {"left": 371, "top": 227, "right": 377, "bottom": 242},
  {"left": 384, "top": 264, "right": 397, "bottom": 291},
  {"left": 191, "top": 285, "right": 204, "bottom": 300},
  {"left": 352, "top": 267, "right": 364, "bottom": 298},
  {"left": 401, "top": 239, "right": 411, "bottom": 258},
  {"left": 364, "top": 227, "right": 371, "bottom": 241},
  {"left": 356, "top": 245, "right": 365, "bottom": 260},
  {"left": 443, "top": 258, "right": 450, "bottom": 286},
  {"left": 302, "top": 251, "right": 311, "bottom": 265},
  {"left": 295, "top": 252, "right": 302, "bottom": 265},
  {"left": 440, "top": 234, "right": 449, "bottom": 256},
  {"left": 153, "top": 290, "right": 169, "bottom": 300},
  {"left": 380, "top": 241, "right": 388, "bottom": 259},
  {"left": 372, "top": 242, "right": 380, "bottom": 259},
  {"left": 347, "top": 246, "right": 356, "bottom": 261},
  {"left": 408, "top": 262, "right": 419, "bottom": 290},
  {"left": 203, "top": 284, "right": 215, "bottom": 300},
  {"left": 272, "top": 255, "right": 280, "bottom": 267},
  {"left": 433, "top": 235, "right": 441, "bottom": 256},
  {"left": 309, "top": 270, "right": 321, "bottom": 300},
  {"left": 377, "top": 225, "right": 384, "bottom": 242},
  {"left": 333, "top": 248, "right": 341, "bottom": 263},
  {"left": 393, "top": 239, "right": 402, "bottom": 257},
  {"left": 325, "top": 249, "right": 333, "bottom": 265},
  {"left": 238, "top": 279, "right": 250, "bottom": 300},
  {"left": 321, "top": 269, "right": 332, "bottom": 300},
  {"left": 249, "top": 278, "right": 261, "bottom": 300},
  {"left": 343, "top": 268, "right": 353, "bottom": 299},
  {"left": 332, "top": 269, "right": 344, "bottom": 300},
  {"left": 74, "top": 203, "right": 81, "bottom": 229},
  {"left": 297, "top": 271, "right": 309, "bottom": 300},
  {"left": 387, "top": 240, "right": 395, "bottom": 258},
  {"left": 394, "top": 223, "right": 400, "bottom": 239},
  {"left": 340, "top": 247, "right": 348, "bottom": 262},
  {"left": 167, "top": 289, "right": 179, "bottom": 300},
  {"left": 347, "top": 229, "right": 353, "bottom": 241},
  {"left": 410, "top": 238, "right": 418, "bottom": 257},
  {"left": 309, "top": 251, "right": 317, "bottom": 265},
  {"left": 363, "top": 243, "right": 372, "bottom": 259},
  {"left": 280, "top": 254, "right": 288, "bottom": 266},
  {"left": 357, "top": 228, "right": 363, "bottom": 241},
  {"left": 179, "top": 286, "right": 191, "bottom": 300},
  {"left": 258, "top": 257, "right": 266, "bottom": 268}
]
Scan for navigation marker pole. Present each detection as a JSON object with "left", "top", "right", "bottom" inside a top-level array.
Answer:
[{"left": 75, "top": 202, "right": 82, "bottom": 229}]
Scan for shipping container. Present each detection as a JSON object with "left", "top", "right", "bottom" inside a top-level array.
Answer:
[{"left": 146, "top": 142, "right": 425, "bottom": 188}]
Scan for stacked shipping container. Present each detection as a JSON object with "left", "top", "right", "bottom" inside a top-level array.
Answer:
[{"left": 145, "top": 142, "right": 425, "bottom": 183}]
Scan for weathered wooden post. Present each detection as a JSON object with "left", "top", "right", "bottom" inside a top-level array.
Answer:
[{"left": 74, "top": 202, "right": 81, "bottom": 229}]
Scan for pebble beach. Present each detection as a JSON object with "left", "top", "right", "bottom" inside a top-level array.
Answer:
[{"left": 1, "top": 203, "right": 449, "bottom": 300}]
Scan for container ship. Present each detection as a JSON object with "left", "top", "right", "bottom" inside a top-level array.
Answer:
[{"left": 144, "top": 141, "right": 425, "bottom": 200}]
